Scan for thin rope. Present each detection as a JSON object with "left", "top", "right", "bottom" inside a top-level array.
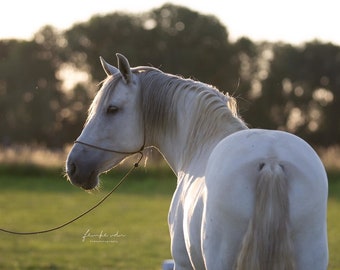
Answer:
[
  {"left": 0, "top": 152, "right": 143, "bottom": 235},
  {"left": 74, "top": 140, "right": 144, "bottom": 155}
]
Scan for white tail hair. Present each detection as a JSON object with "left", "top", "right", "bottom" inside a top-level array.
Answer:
[{"left": 235, "top": 162, "right": 295, "bottom": 270}]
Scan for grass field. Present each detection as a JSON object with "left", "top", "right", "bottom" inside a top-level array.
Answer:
[{"left": 0, "top": 164, "right": 339, "bottom": 270}]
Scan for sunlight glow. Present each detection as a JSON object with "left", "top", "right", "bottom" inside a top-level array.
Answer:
[
  {"left": 312, "top": 88, "right": 334, "bottom": 106},
  {"left": 282, "top": 78, "right": 293, "bottom": 95},
  {"left": 56, "top": 64, "right": 91, "bottom": 91},
  {"left": 287, "top": 107, "right": 305, "bottom": 132}
]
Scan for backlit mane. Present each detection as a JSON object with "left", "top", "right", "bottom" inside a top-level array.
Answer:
[{"left": 136, "top": 67, "right": 246, "bottom": 163}]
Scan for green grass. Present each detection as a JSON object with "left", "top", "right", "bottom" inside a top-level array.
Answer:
[
  {"left": 0, "top": 165, "right": 176, "bottom": 270},
  {"left": 0, "top": 165, "right": 339, "bottom": 269},
  {"left": 327, "top": 171, "right": 340, "bottom": 270}
]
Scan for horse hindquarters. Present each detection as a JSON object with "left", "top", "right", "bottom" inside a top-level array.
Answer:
[
  {"left": 202, "top": 161, "right": 295, "bottom": 270},
  {"left": 202, "top": 129, "right": 328, "bottom": 270},
  {"left": 235, "top": 162, "right": 295, "bottom": 270}
]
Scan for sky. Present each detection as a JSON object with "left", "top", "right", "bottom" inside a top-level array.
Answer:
[{"left": 1, "top": 0, "right": 339, "bottom": 45}]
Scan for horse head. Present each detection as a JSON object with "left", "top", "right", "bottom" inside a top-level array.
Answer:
[{"left": 66, "top": 54, "right": 144, "bottom": 190}]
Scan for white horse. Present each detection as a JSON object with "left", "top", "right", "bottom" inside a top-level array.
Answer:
[{"left": 66, "top": 53, "right": 328, "bottom": 270}]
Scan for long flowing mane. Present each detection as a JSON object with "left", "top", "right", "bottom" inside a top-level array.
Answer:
[{"left": 136, "top": 67, "right": 247, "bottom": 163}]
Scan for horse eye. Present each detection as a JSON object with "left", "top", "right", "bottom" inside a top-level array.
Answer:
[{"left": 106, "top": 105, "right": 119, "bottom": 114}]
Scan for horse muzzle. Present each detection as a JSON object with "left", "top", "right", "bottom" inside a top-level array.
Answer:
[
  {"left": 66, "top": 159, "right": 99, "bottom": 190},
  {"left": 65, "top": 143, "right": 126, "bottom": 190},
  {"left": 65, "top": 146, "right": 101, "bottom": 190}
]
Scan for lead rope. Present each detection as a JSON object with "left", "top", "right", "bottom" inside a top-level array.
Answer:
[{"left": 0, "top": 152, "right": 143, "bottom": 235}]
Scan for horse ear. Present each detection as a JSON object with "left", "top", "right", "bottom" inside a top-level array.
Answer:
[
  {"left": 100, "top": 56, "right": 119, "bottom": 76},
  {"left": 116, "top": 53, "right": 132, "bottom": 84}
]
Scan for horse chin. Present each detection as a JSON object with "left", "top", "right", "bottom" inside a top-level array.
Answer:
[
  {"left": 67, "top": 170, "right": 100, "bottom": 191},
  {"left": 80, "top": 176, "right": 99, "bottom": 191},
  {"left": 78, "top": 161, "right": 119, "bottom": 191}
]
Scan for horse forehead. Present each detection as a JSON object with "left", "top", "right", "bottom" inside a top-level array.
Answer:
[{"left": 101, "top": 79, "right": 136, "bottom": 102}]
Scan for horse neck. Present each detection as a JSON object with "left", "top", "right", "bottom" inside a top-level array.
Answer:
[
  {"left": 142, "top": 82, "right": 247, "bottom": 175},
  {"left": 180, "top": 104, "right": 247, "bottom": 175},
  {"left": 164, "top": 111, "right": 246, "bottom": 177}
]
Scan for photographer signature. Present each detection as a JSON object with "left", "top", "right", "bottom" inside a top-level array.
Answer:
[{"left": 82, "top": 229, "right": 126, "bottom": 243}]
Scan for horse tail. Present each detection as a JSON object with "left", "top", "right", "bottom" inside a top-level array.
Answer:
[{"left": 235, "top": 162, "right": 295, "bottom": 270}]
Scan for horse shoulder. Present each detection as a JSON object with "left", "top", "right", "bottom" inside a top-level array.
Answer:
[{"left": 169, "top": 173, "right": 206, "bottom": 269}]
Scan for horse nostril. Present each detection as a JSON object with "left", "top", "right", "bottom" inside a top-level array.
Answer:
[{"left": 67, "top": 162, "right": 77, "bottom": 177}]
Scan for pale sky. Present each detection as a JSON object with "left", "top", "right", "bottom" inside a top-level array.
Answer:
[{"left": 1, "top": 0, "right": 339, "bottom": 45}]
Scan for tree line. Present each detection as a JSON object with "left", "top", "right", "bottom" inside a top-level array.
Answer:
[{"left": 0, "top": 4, "right": 339, "bottom": 147}]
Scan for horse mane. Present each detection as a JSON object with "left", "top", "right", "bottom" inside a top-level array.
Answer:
[{"left": 136, "top": 67, "right": 246, "bottom": 164}]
